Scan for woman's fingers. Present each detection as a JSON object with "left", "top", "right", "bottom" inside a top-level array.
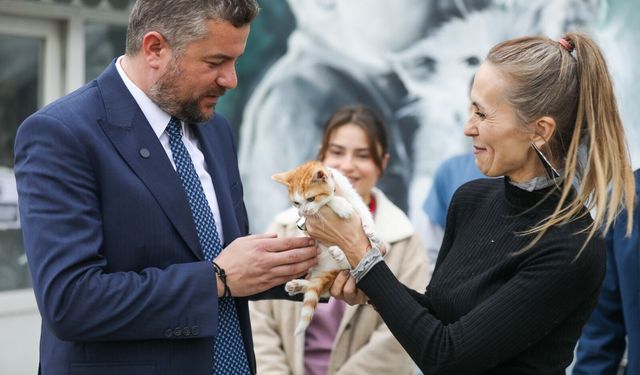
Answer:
[
  {"left": 330, "top": 270, "right": 368, "bottom": 305},
  {"left": 330, "top": 270, "right": 350, "bottom": 298}
]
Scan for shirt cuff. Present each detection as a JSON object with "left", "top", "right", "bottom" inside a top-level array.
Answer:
[{"left": 350, "top": 245, "right": 384, "bottom": 283}]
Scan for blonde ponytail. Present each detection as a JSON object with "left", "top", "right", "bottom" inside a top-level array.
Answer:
[{"left": 487, "top": 32, "right": 635, "bottom": 253}]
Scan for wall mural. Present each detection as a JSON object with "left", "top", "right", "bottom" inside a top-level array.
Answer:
[{"left": 218, "top": 0, "right": 640, "bottom": 235}]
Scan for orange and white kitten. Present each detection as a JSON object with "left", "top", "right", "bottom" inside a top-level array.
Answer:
[{"left": 272, "top": 160, "right": 385, "bottom": 335}]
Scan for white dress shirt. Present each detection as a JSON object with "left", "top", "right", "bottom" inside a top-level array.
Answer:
[{"left": 115, "top": 56, "right": 224, "bottom": 244}]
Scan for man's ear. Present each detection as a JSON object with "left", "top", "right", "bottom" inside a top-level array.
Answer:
[
  {"left": 531, "top": 116, "right": 556, "bottom": 148},
  {"left": 141, "top": 31, "right": 171, "bottom": 69}
]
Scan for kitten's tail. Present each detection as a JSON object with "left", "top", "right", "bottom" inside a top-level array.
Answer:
[
  {"left": 295, "top": 288, "right": 320, "bottom": 335},
  {"left": 295, "top": 271, "right": 340, "bottom": 335}
]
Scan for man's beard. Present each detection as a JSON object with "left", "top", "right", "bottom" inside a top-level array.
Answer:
[{"left": 149, "top": 63, "right": 225, "bottom": 124}]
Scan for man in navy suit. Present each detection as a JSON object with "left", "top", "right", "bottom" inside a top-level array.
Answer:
[
  {"left": 14, "top": 1, "right": 318, "bottom": 374},
  {"left": 573, "top": 169, "right": 640, "bottom": 375}
]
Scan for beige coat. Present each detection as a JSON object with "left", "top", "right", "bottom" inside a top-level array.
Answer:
[{"left": 250, "top": 188, "right": 431, "bottom": 374}]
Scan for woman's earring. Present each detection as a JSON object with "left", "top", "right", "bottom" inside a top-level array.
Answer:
[{"left": 531, "top": 142, "right": 560, "bottom": 179}]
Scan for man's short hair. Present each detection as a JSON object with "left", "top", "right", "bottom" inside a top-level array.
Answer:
[{"left": 125, "top": 0, "right": 259, "bottom": 56}]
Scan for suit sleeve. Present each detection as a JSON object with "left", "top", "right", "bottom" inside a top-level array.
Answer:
[
  {"left": 15, "top": 113, "right": 219, "bottom": 342},
  {"left": 573, "top": 229, "right": 626, "bottom": 374}
]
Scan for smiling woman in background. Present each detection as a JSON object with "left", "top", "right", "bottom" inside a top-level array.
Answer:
[
  {"left": 304, "top": 33, "right": 636, "bottom": 374},
  {"left": 250, "top": 105, "right": 430, "bottom": 375}
]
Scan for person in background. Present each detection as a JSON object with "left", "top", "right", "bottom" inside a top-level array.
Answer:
[
  {"left": 422, "top": 152, "right": 484, "bottom": 271},
  {"left": 13, "top": 1, "right": 318, "bottom": 374},
  {"left": 573, "top": 169, "right": 640, "bottom": 375},
  {"left": 304, "top": 32, "right": 636, "bottom": 374},
  {"left": 250, "top": 104, "right": 430, "bottom": 374}
]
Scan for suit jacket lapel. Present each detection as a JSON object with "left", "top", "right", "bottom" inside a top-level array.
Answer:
[
  {"left": 192, "top": 120, "right": 240, "bottom": 246},
  {"left": 96, "top": 62, "right": 203, "bottom": 260}
]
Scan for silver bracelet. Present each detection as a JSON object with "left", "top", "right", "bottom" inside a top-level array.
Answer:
[{"left": 350, "top": 245, "right": 384, "bottom": 283}]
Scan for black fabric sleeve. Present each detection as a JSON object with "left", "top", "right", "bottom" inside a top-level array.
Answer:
[{"left": 358, "top": 237, "right": 604, "bottom": 375}]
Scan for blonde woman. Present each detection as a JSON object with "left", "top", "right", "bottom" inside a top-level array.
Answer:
[
  {"left": 305, "top": 33, "right": 636, "bottom": 374},
  {"left": 250, "top": 105, "right": 430, "bottom": 374}
]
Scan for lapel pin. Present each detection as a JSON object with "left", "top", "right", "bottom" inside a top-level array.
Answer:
[{"left": 139, "top": 148, "right": 150, "bottom": 159}]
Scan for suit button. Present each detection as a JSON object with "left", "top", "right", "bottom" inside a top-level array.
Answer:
[
  {"left": 173, "top": 327, "right": 182, "bottom": 337},
  {"left": 164, "top": 328, "right": 173, "bottom": 338},
  {"left": 182, "top": 326, "right": 191, "bottom": 337},
  {"left": 191, "top": 325, "right": 200, "bottom": 336}
]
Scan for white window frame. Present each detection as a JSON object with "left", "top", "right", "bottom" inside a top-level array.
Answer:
[
  {"left": 0, "top": 14, "right": 63, "bottom": 105},
  {"left": 0, "top": 3, "right": 129, "bottom": 373}
]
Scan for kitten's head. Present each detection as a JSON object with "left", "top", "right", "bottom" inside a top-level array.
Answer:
[{"left": 272, "top": 161, "right": 335, "bottom": 216}]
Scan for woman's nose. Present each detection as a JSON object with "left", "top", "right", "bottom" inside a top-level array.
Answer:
[
  {"left": 339, "top": 155, "right": 356, "bottom": 171},
  {"left": 463, "top": 119, "right": 478, "bottom": 137}
]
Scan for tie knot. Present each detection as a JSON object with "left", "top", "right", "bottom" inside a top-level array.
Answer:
[{"left": 166, "top": 117, "right": 182, "bottom": 139}]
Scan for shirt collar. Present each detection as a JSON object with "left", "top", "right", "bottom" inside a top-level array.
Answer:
[
  {"left": 508, "top": 170, "right": 565, "bottom": 192},
  {"left": 115, "top": 55, "right": 173, "bottom": 138}
]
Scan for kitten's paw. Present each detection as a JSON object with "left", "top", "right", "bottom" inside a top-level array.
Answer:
[
  {"left": 328, "top": 246, "right": 351, "bottom": 269},
  {"left": 328, "top": 197, "right": 353, "bottom": 219},
  {"left": 328, "top": 246, "right": 346, "bottom": 262},
  {"left": 285, "top": 280, "right": 307, "bottom": 296}
]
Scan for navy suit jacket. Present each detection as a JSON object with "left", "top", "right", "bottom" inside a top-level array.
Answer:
[
  {"left": 15, "top": 62, "right": 264, "bottom": 374},
  {"left": 574, "top": 169, "right": 640, "bottom": 375}
]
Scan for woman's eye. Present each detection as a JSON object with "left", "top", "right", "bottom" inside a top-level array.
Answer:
[
  {"left": 306, "top": 197, "right": 316, "bottom": 202},
  {"left": 475, "top": 111, "right": 486, "bottom": 120}
]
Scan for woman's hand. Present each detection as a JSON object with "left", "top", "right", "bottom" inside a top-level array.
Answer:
[
  {"left": 330, "top": 270, "right": 369, "bottom": 305},
  {"left": 305, "top": 205, "right": 371, "bottom": 266}
]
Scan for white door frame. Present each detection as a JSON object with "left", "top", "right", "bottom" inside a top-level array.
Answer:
[
  {"left": 0, "top": 14, "right": 63, "bottom": 105},
  {"left": 0, "top": 14, "right": 64, "bottom": 374}
]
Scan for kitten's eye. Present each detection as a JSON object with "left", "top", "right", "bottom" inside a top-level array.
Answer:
[
  {"left": 293, "top": 201, "right": 300, "bottom": 207},
  {"left": 306, "top": 197, "right": 315, "bottom": 202}
]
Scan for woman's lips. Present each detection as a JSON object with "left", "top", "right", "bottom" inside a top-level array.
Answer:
[{"left": 473, "top": 145, "right": 486, "bottom": 155}]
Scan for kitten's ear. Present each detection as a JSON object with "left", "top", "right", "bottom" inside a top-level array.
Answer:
[
  {"left": 313, "top": 168, "right": 328, "bottom": 183},
  {"left": 272, "top": 171, "right": 291, "bottom": 186}
]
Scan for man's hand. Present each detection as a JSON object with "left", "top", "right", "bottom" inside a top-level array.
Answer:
[
  {"left": 330, "top": 270, "right": 368, "bottom": 305},
  {"left": 214, "top": 234, "right": 318, "bottom": 297}
]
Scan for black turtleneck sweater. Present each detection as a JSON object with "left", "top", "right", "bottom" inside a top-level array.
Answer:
[{"left": 359, "top": 178, "right": 605, "bottom": 374}]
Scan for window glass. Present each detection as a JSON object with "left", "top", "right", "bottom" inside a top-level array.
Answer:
[
  {"left": 85, "top": 22, "right": 127, "bottom": 82},
  {"left": 0, "top": 34, "right": 41, "bottom": 291}
]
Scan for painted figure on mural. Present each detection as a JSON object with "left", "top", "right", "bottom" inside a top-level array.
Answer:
[
  {"left": 237, "top": 0, "right": 492, "bottom": 232},
  {"left": 390, "top": 0, "right": 603, "bottom": 238}
]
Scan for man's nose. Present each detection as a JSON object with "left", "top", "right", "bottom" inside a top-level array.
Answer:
[{"left": 217, "top": 64, "right": 238, "bottom": 89}]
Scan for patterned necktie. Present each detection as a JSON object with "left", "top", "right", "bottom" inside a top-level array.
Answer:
[{"left": 166, "top": 117, "right": 251, "bottom": 374}]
